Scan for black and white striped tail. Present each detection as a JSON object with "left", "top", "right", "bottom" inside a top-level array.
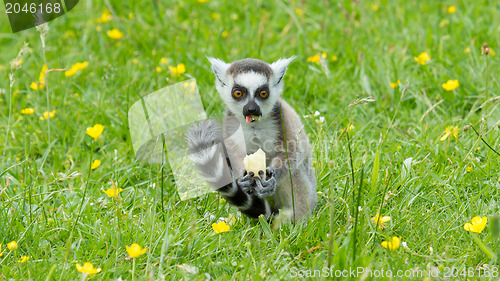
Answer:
[{"left": 186, "top": 119, "right": 277, "bottom": 220}]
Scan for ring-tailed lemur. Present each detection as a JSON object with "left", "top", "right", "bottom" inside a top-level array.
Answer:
[{"left": 187, "top": 57, "right": 317, "bottom": 221}]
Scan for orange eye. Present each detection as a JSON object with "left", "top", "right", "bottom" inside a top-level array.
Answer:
[
  {"left": 233, "top": 90, "right": 243, "bottom": 98},
  {"left": 259, "top": 90, "right": 269, "bottom": 99}
]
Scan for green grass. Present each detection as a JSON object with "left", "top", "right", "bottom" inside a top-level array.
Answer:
[{"left": 1, "top": 0, "right": 499, "bottom": 280}]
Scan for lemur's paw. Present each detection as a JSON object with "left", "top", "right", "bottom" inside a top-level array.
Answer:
[
  {"left": 237, "top": 169, "right": 256, "bottom": 193},
  {"left": 255, "top": 168, "right": 277, "bottom": 198}
]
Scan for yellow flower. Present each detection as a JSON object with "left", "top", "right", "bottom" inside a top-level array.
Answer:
[
  {"left": 17, "top": 256, "right": 29, "bottom": 263},
  {"left": 307, "top": 54, "right": 320, "bottom": 63},
  {"left": 381, "top": 236, "right": 401, "bottom": 250},
  {"left": 221, "top": 30, "right": 229, "bottom": 38},
  {"left": 464, "top": 47, "right": 470, "bottom": 54},
  {"left": 341, "top": 124, "right": 355, "bottom": 133},
  {"left": 295, "top": 8, "right": 304, "bottom": 16},
  {"left": 128, "top": 13, "right": 134, "bottom": 19},
  {"left": 160, "top": 57, "right": 168, "bottom": 64},
  {"left": 490, "top": 48, "right": 496, "bottom": 56},
  {"left": 331, "top": 55, "right": 338, "bottom": 61},
  {"left": 107, "top": 28, "right": 124, "bottom": 40},
  {"left": 371, "top": 213, "right": 391, "bottom": 229},
  {"left": 465, "top": 166, "right": 473, "bottom": 172},
  {"left": 390, "top": 80, "right": 401, "bottom": 88},
  {"left": 30, "top": 82, "right": 44, "bottom": 90},
  {"left": 103, "top": 187, "right": 122, "bottom": 198},
  {"left": 91, "top": 160, "right": 101, "bottom": 170},
  {"left": 211, "top": 13, "right": 220, "bottom": 20},
  {"left": 198, "top": 0, "right": 210, "bottom": 3},
  {"left": 126, "top": 243, "right": 147, "bottom": 258},
  {"left": 440, "top": 125, "right": 459, "bottom": 141},
  {"left": 168, "top": 63, "right": 186, "bottom": 76},
  {"left": 212, "top": 221, "right": 230, "bottom": 233},
  {"left": 464, "top": 216, "right": 487, "bottom": 233},
  {"left": 156, "top": 66, "right": 162, "bottom": 72},
  {"left": 76, "top": 262, "right": 102, "bottom": 275},
  {"left": 447, "top": 5, "right": 456, "bottom": 14},
  {"left": 86, "top": 124, "right": 104, "bottom": 141},
  {"left": 65, "top": 61, "right": 88, "bottom": 77},
  {"left": 21, "top": 108, "right": 35, "bottom": 115},
  {"left": 96, "top": 10, "right": 112, "bottom": 23},
  {"left": 414, "top": 52, "right": 431, "bottom": 65},
  {"left": 7, "top": 241, "right": 18, "bottom": 251},
  {"left": 30, "top": 64, "right": 49, "bottom": 90},
  {"left": 39, "top": 64, "right": 48, "bottom": 82},
  {"left": 13, "top": 58, "right": 23, "bottom": 68},
  {"left": 230, "top": 13, "right": 238, "bottom": 20},
  {"left": 371, "top": 4, "right": 379, "bottom": 11},
  {"left": 439, "top": 19, "right": 450, "bottom": 27},
  {"left": 442, "top": 79, "right": 459, "bottom": 91},
  {"left": 132, "top": 59, "right": 139, "bottom": 64},
  {"left": 39, "top": 110, "right": 56, "bottom": 120}
]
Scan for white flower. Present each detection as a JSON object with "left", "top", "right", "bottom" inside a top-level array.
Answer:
[
  {"left": 314, "top": 111, "right": 321, "bottom": 116},
  {"left": 319, "top": 116, "right": 325, "bottom": 123}
]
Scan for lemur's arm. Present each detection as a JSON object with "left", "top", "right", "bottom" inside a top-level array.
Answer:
[
  {"left": 217, "top": 172, "right": 278, "bottom": 219},
  {"left": 187, "top": 119, "right": 278, "bottom": 220}
]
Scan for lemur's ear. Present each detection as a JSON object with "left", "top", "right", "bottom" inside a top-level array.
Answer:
[
  {"left": 207, "top": 57, "right": 230, "bottom": 87},
  {"left": 270, "top": 56, "right": 296, "bottom": 85}
]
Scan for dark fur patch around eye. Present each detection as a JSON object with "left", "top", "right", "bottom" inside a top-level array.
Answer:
[
  {"left": 255, "top": 85, "right": 270, "bottom": 100},
  {"left": 231, "top": 84, "right": 248, "bottom": 100},
  {"left": 228, "top": 58, "right": 272, "bottom": 79}
]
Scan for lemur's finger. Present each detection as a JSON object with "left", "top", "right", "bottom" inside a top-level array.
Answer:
[
  {"left": 237, "top": 175, "right": 254, "bottom": 185},
  {"left": 237, "top": 171, "right": 256, "bottom": 193},
  {"left": 266, "top": 167, "right": 274, "bottom": 180},
  {"left": 241, "top": 168, "right": 248, "bottom": 177},
  {"left": 255, "top": 178, "right": 275, "bottom": 198},
  {"left": 254, "top": 179, "right": 266, "bottom": 198}
]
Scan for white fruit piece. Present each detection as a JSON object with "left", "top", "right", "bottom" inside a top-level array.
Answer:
[{"left": 243, "top": 148, "right": 266, "bottom": 178}]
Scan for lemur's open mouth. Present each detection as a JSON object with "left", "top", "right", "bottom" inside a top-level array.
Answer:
[{"left": 245, "top": 115, "right": 260, "bottom": 123}]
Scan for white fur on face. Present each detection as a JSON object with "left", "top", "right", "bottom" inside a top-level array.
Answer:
[
  {"left": 232, "top": 72, "right": 280, "bottom": 120},
  {"left": 208, "top": 57, "right": 293, "bottom": 122},
  {"left": 234, "top": 72, "right": 267, "bottom": 96}
]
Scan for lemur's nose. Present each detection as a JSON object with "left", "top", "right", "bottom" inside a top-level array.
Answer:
[
  {"left": 247, "top": 104, "right": 259, "bottom": 114},
  {"left": 243, "top": 101, "right": 262, "bottom": 117}
]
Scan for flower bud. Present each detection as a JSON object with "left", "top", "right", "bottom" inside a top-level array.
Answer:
[{"left": 481, "top": 42, "right": 490, "bottom": 55}]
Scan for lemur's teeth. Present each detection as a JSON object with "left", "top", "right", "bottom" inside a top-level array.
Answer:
[{"left": 245, "top": 115, "right": 260, "bottom": 123}]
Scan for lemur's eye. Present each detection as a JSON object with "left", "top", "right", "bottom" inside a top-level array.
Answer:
[
  {"left": 233, "top": 90, "right": 243, "bottom": 98},
  {"left": 259, "top": 90, "right": 269, "bottom": 99}
]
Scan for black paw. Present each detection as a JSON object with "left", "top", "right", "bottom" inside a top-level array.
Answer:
[
  {"left": 237, "top": 169, "right": 256, "bottom": 193},
  {"left": 255, "top": 168, "right": 277, "bottom": 198}
]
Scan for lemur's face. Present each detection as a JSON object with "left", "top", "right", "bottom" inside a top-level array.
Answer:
[{"left": 208, "top": 57, "right": 294, "bottom": 124}]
